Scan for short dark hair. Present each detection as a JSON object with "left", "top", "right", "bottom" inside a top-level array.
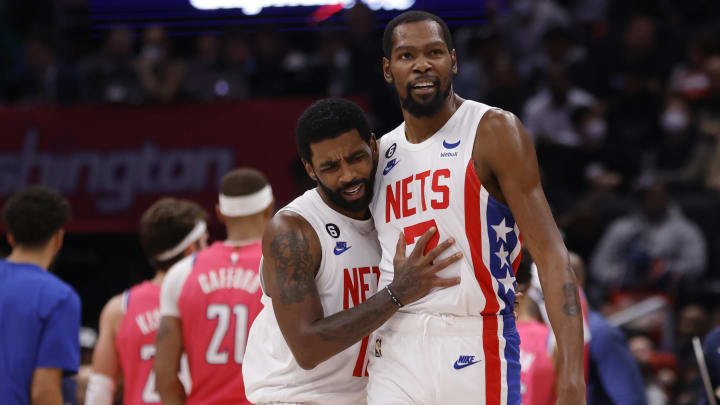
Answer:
[
  {"left": 296, "top": 98, "right": 371, "bottom": 164},
  {"left": 220, "top": 168, "right": 269, "bottom": 197},
  {"left": 2, "top": 185, "right": 71, "bottom": 248},
  {"left": 383, "top": 11, "right": 453, "bottom": 59},
  {"left": 139, "top": 198, "right": 208, "bottom": 270}
]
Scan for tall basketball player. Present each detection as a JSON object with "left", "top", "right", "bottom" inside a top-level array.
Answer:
[
  {"left": 368, "top": 11, "right": 586, "bottom": 405},
  {"left": 155, "top": 169, "right": 273, "bottom": 405},
  {"left": 85, "top": 198, "right": 208, "bottom": 405},
  {"left": 242, "top": 98, "right": 462, "bottom": 405}
]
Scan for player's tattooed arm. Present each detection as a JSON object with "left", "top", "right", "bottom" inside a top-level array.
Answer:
[
  {"left": 268, "top": 228, "right": 318, "bottom": 305},
  {"left": 263, "top": 213, "right": 460, "bottom": 369}
]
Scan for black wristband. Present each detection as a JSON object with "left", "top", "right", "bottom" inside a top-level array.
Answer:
[{"left": 386, "top": 285, "right": 403, "bottom": 308}]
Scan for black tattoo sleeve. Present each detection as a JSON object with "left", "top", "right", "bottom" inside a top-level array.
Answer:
[
  {"left": 562, "top": 282, "right": 581, "bottom": 316},
  {"left": 269, "top": 231, "right": 317, "bottom": 305},
  {"left": 316, "top": 291, "right": 397, "bottom": 342}
]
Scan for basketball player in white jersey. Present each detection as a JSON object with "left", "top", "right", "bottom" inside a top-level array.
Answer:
[
  {"left": 367, "top": 11, "right": 586, "bottom": 405},
  {"left": 242, "top": 98, "right": 462, "bottom": 405}
]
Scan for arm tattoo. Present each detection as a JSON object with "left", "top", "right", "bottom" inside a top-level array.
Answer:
[
  {"left": 270, "top": 231, "right": 316, "bottom": 305},
  {"left": 562, "top": 282, "right": 581, "bottom": 317},
  {"left": 316, "top": 294, "right": 396, "bottom": 342}
]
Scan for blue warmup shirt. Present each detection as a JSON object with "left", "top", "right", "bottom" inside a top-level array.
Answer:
[
  {"left": 0, "top": 260, "right": 81, "bottom": 405},
  {"left": 588, "top": 310, "right": 647, "bottom": 405},
  {"left": 700, "top": 327, "right": 720, "bottom": 405}
]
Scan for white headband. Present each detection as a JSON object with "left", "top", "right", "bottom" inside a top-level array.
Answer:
[
  {"left": 156, "top": 220, "right": 207, "bottom": 261},
  {"left": 218, "top": 185, "right": 273, "bottom": 217}
]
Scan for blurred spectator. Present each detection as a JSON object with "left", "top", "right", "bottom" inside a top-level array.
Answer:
[
  {"left": 81, "top": 26, "right": 142, "bottom": 104},
  {"left": 673, "top": 304, "right": 708, "bottom": 404},
  {"left": 668, "top": 32, "right": 718, "bottom": 103},
  {"left": 5, "top": 33, "right": 79, "bottom": 104},
  {"left": 136, "top": 25, "right": 185, "bottom": 102},
  {"left": 640, "top": 97, "right": 704, "bottom": 189},
  {"left": 568, "top": 252, "right": 648, "bottom": 405},
  {"left": 629, "top": 335, "right": 670, "bottom": 405},
  {"left": 589, "top": 179, "right": 706, "bottom": 294},
  {"left": 603, "top": 69, "right": 662, "bottom": 185},
  {"left": 603, "top": 15, "right": 669, "bottom": 96},
  {"left": 492, "top": 0, "right": 571, "bottom": 79},
  {"left": 454, "top": 29, "right": 495, "bottom": 102},
  {"left": 697, "top": 56, "right": 720, "bottom": 191},
  {"left": 485, "top": 50, "right": 527, "bottom": 117},
  {"left": 184, "top": 33, "right": 250, "bottom": 101},
  {"left": 249, "top": 27, "right": 289, "bottom": 97},
  {"left": 700, "top": 326, "right": 720, "bottom": 405},
  {"left": 523, "top": 63, "right": 596, "bottom": 146},
  {"left": 526, "top": 26, "right": 593, "bottom": 92}
]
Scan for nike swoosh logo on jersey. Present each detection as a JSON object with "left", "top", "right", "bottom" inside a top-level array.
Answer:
[
  {"left": 453, "top": 355, "right": 481, "bottom": 369},
  {"left": 443, "top": 139, "right": 461, "bottom": 149},
  {"left": 383, "top": 158, "right": 399, "bottom": 175},
  {"left": 333, "top": 242, "right": 351, "bottom": 255}
]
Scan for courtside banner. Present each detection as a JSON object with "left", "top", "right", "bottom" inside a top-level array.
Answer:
[{"left": 0, "top": 99, "right": 355, "bottom": 232}]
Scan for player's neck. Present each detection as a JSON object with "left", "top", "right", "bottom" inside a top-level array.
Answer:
[
  {"left": 6, "top": 247, "right": 54, "bottom": 270},
  {"left": 225, "top": 226, "right": 263, "bottom": 244},
  {"left": 151, "top": 271, "right": 166, "bottom": 286},
  {"left": 402, "top": 93, "right": 464, "bottom": 144}
]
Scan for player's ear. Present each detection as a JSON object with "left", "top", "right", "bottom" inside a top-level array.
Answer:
[
  {"left": 450, "top": 49, "right": 458, "bottom": 74},
  {"left": 263, "top": 200, "right": 275, "bottom": 219},
  {"left": 302, "top": 159, "right": 317, "bottom": 182},
  {"left": 383, "top": 57, "right": 393, "bottom": 84},
  {"left": 215, "top": 204, "right": 227, "bottom": 225},
  {"left": 6, "top": 233, "right": 15, "bottom": 248},
  {"left": 370, "top": 133, "right": 378, "bottom": 161},
  {"left": 53, "top": 229, "right": 65, "bottom": 252}
]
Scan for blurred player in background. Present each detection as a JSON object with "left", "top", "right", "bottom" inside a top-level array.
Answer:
[
  {"left": 515, "top": 254, "right": 556, "bottom": 405},
  {"left": 155, "top": 168, "right": 272, "bottom": 405},
  {"left": 242, "top": 99, "right": 461, "bottom": 405},
  {"left": 85, "top": 198, "right": 208, "bottom": 405},
  {"left": 0, "top": 185, "right": 81, "bottom": 405}
]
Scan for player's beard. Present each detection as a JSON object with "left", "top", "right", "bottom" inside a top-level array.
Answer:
[
  {"left": 400, "top": 77, "right": 452, "bottom": 118},
  {"left": 316, "top": 171, "right": 376, "bottom": 214}
]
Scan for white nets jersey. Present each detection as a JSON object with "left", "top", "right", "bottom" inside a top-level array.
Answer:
[
  {"left": 370, "top": 100, "right": 522, "bottom": 317},
  {"left": 243, "top": 188, "right": 381, "bottom": 405}
]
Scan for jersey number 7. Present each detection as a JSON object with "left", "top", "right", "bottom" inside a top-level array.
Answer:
[{"left": 404, "top": 219, "right": 440, "bottom": 255}]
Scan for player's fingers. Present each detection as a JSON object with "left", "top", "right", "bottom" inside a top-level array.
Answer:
[
  {"left": 395, "top": 232, "right": 407, "bottom": 260},
  {"left": 430, "top": 251, "right": 463, "bottom": 273},
  {"left": 424, "top": 236, "right": 456, "bottom": 262},
  {"left": 409, "top": 227, "right": 436, "bottom": 258},
  {"left": 432, "top": 276, "right": 460, "bottom": 288}
]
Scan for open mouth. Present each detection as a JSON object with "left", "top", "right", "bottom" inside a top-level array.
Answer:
[
  {"left": 341, "top": 183, "right": 365, "bottom": 200},
  {"left": 410, "top": 80, "right": 438, "bottom": 94}
]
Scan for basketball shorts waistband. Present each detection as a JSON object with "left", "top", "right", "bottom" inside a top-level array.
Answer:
[{"left": 381, "top": 311, "right": 516, "bottom": 336}]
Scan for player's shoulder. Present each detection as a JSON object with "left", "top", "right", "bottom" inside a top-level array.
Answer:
[
  {"left": 476, "top": 107, "right": 521, "bottom": 138},
  {"left": 265, "top": 210, "right": 316, "bottom": 243},
  {"left": 166, "top": 254, "right": 196, "bottom": 281},
  {"left": 100, "top": 293, "right": 125, "bottom": 325}
]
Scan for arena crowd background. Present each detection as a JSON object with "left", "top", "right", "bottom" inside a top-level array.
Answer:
[{"left": 1, "top": 0, "right": 720, "bottom": 403}]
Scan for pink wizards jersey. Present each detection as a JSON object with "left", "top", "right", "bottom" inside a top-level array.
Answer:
[
  {"left": 161, "top": 241, "right": 263, "bottom": 405},
  {"left": 115, "top": 282, "right": 162, "bottom": 405},
  {"left": 517, "top": 320, "right": 556, "bottom": 405},
  {"left": 370, "top": 100, "right": 523, "bottom": 405}
]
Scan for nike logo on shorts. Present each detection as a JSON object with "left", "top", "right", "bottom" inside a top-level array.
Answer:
[{"left": 453, "top": 355, "right": 481, "bottom": 369}]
